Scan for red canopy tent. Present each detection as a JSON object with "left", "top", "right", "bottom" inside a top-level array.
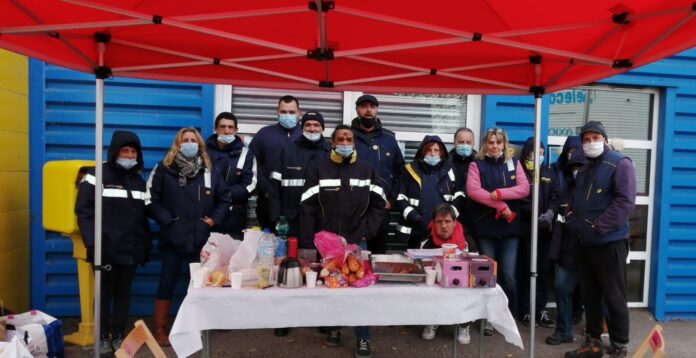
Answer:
[{"left": 2, "top": 1, "right": 695, "bottom": 356}]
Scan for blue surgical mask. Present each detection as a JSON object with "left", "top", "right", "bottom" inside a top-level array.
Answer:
[
  {"left": 539, "top": 155, "right": 545, "bottom": 164},
  {"left": 278, "top": 114, "right": 297, "bottom": 129},
  {"left": 303, "top": 131, "right": 321, "bottom": 142},
  {"left": 116, "top": 157, "right": 137, "bottom": 170},
  {"left": 180, "top": 142, "right": 199, "bottom": 159},
  {"left": 334, "top": 145, "right": 354, "bottom": 158},
  {"left": 455, "top": 144, "right": 473, "bottom": 157},
  {"left": 423, "top": 155, "right": 441, "bottom": 166},
  {"left": 217, "top": 134, "right": 236, "bottom": 144}
]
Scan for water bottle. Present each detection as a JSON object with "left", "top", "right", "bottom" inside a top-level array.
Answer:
[
  {"left": 257, "top": 228, "right": 274, "bottom": 287},
  {"left": 274, "top": 216, "right": 289, "bottom": 263}
]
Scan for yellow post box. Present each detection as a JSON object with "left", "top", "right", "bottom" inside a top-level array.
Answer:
[{"left": 42, "top": 160, "right": 95, "bottom": 346}]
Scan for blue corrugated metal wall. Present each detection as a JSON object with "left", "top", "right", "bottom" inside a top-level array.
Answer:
[
  {"left": 481, "top": 48, "right": 696, "bottom": 320},
  {"left": 29, "top": 60, "right": 215, "bottom": 316}
]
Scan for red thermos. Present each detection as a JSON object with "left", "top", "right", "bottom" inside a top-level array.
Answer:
[{"left": 287, "top": 237, "right": 298, "bottom": 259}]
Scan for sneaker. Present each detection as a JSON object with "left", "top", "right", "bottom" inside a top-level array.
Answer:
[
  {"left": 99, "top": 336, "right": 113, "bottom": 357},
  {"left": 539, "top": 310, "right": 555, "bottom": 328},
  {"left": 483, "top": 320, "right": 494, "bottom": 336},
  {"left": 355, "top": 339, "right": 372, "bottom": 358},
  {"left": 111, "top": 334, "right": 123, "bottom": 351},
  {"left": 421, "top": 325, "right": 438, "bottom": 340},
  {"left": 457, "top": 325, "right": 471, "bottom": 344},
  {"left": 564, "top": 337, "right": 604, "bottom": 358},
  {"left": 520, "top": 314, "right": 535, "bottom": 327},
  {"left": 607, "top": 344, "right": 627, "bottom": 358},
  {"left": 546, "top": 332, "right": 574, "bottom": 345},
  {"left": 274, "top": 328, "right": 289, "bottom": 337},
  {"left": 326, "top": 329, "right": 341, "bottom": 347}
]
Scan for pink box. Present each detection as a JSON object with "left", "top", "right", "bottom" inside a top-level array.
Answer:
[
  {"left": 469, "top": 255, "right": 497, "bottom": 288},
  {"left": 432, "top": 255, "right": 470, "bottom": 288}
]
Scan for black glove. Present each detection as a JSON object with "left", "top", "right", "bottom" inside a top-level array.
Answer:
[{"left": 538, "top": 209, "right": 554, "bottom": 230}]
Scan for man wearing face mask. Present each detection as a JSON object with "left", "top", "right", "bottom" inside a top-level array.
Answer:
[
  {"left": 395, "top": 135, "right": 456, "bottom": 248},
  {"left": 299, "top": 125, "right": 386, "bottom": 358},
  {"left": 565, "top": 121, "right": 636, "bottom": 358},
  {"left": 449, "top": 127, "right": 477, "bottom": 251},
  {"left": 205, "top": 112, "right": 257, "bottom": 239},
  {"left": 249, "top": 95, "right": 303, "bottom": 229},
  {"left": 351, "top": 94, "right": 405, "bottom": 254},
  {"left": 75, "top": 130, "right": 152, "bottom": 354},
  {"left": 268, "top": 112, "right": 330, "bottom": 241}
]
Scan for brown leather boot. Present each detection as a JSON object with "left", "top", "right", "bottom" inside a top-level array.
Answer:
[{"left": 153, "top": 299, "right": 171, "bottom": 346}]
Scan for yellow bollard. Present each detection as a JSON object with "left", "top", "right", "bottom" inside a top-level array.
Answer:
[{"left": 63, "top": 234, "right": 94, "bottom": 346}]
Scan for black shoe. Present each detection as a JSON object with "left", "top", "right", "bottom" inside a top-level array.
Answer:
[
  {"left": 318, "top": 326, "right": 329, "bottom": 334},
  {"left": 355, "top": 339, "right": 372, "bottom": 358},
  {"left": 565, "top": 337, "right": 604, "bottom": 358},
  {"left": 607, "top": 344, "right": 627, "bottom": 358},
  {"left": 483, "top": 320, "right": 494, "bottom": 336},
  {"left": 274, "top": 328, "right": 289, "bottom": 337},
  {"left": 520, "top": 314, "right": 535, "bottom": 327},
  {"left": 546, "top": 333, "right": 574, "bottom": 345},
  {"left": 538, "top": 310, "right": 555, "bottom": 328},
  {"left": 326, "top": 329, "right": 341, "bottom": 347}
]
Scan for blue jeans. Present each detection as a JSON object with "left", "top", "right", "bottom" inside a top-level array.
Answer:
[
  {"left": 554, "top": 265, "right": 579, "bottom": 338},
  {"left": 476, "top": 237, "right": 519, "bottom": 316}
]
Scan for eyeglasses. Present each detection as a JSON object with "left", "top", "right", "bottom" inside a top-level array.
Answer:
[{"left": 487, "top": 127, "right": 504, "bottom": 134}]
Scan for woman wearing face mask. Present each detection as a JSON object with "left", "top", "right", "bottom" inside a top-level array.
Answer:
[
  {"left": 146, "top": 127, "right": 230, "bottom": 346},
  {"left": 395, "top": 135, "right": 456, "bottom": 248},
  {"left": 466, "top": 128, "right": 529, "bottom": 333},
  {"left": 75, "top": 130, "right": 151, "bottom": 355}
]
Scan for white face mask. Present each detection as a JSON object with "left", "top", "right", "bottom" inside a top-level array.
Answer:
[{"left": 583, "top": 141, "right": 605, "bottom": 158}]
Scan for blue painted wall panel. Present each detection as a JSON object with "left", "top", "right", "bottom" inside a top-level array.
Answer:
[{"left": 29, "top": 60, "right": 215, "bottom": 316}]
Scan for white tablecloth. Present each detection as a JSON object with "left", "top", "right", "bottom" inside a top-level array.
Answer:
[{"left": 170, "top": 282, "right": 523, "bottom": 357}]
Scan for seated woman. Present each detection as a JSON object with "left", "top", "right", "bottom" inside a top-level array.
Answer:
[{"left": 420, "top": 204, "right": 472, "bottom": 344}]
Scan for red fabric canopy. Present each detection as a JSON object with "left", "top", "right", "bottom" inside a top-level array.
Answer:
[{"left": 1, "top": 0, "right": 695, "bottom": 94}]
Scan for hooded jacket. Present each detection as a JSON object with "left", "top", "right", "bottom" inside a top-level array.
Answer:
[
  {"left": 146, "top": 151, "right": 231, "bottom": 253},
  {"left": 75, "top": 130, "right": 151, "bottom": 266},
  {"left": 551, "top": 136, "right": 582, "bottom": 194},
  {"left": 249, "top": 122, "right": 302, "bottom": 195},
  {"left": 395, "top": 135, "right": 456, "bottom": 248},
  {"left": 205, "top": 134, "right": 256, "bottom": 237},
  {"left": 351, "top": 117, "right": 405, "bottom": 202},
  {"left": 518, "top": 137, "right": 560, "bottom": 241},
  {"left": 299, "top": 150, "right": 386, "bottom": 249},
  {"left": 268, "top": 135, "right": 331, "bottom": 229}
]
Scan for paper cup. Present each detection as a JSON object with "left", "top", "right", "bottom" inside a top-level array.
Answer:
[
  {"left": 305, "top": 271, "right": 318, "bottom": 288},
  {"left": 425, "top": 267, "right": 437, "bottom": 286},
  {"left": 442, "top": 243, "right": 457, "bottom": 260},
  {"left": 230, "top": 271, "right": 244, "bottom": 290},
  {"left": 361, "top": 250, "right": 372, "bottom": 261},
  {"left": 189, "top": 262, "right": 201, "bottom": 277},
  {"left": 191, "top": 269, "right": 205, "bottom": 288}
]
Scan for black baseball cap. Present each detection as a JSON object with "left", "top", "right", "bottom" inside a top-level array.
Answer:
[{"left": 355, "top": 94, "right": 379, "bottom": 106}]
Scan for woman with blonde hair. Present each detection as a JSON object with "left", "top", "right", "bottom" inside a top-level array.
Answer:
[
  {"left": 146, "top": 127, "right": 230, "bottom": 346},
  {"left": 466, "top": 127, "right": 529, "bottom": 334}
]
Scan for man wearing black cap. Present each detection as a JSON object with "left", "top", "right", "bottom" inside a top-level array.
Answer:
[
  {"left": 351, "top": 94, "right": 405, "bottom": 254},
  {"left": 565, "top": 120, "right": 636, "bottom": 358}
]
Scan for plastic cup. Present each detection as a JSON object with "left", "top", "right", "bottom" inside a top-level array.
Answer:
[
  {"left": 442, "top": 243, "right": 457, "bottom": 260},
  {"left": 425, "top": 267, "right": 437, "bottom": 286},
  {"left": 189, "top": 262, "right": 201, "bottom": 277},
  {"left": 230, "top": 271, "right": 244, "bottom": 290},
  {"left": 361, "top": 250, "right": 372, "bottom": 261},
  {"left": 305, "top": 271, "right": 318, "bottom": 288},
  {"left": 191, "top": 269, "right": 205, "bottom": 288}
]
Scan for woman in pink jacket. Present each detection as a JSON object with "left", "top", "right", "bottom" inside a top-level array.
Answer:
[{"left": 466, "top": 128, "right": 529, "bottom": 333}]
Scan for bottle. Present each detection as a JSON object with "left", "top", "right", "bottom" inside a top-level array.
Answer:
[
  {"left": 274, "top": 216, "right": 289, "bottom": 264},
  {"left": 257, "top": 228, "right": 274, "bottom": 287}
]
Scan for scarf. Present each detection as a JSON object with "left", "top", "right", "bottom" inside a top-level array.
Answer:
[
  {"left": 174, "top": 152, "right": 203, "bottom": 186},
  {"left": 429, "top": 220, "right": 467, "bottom": 251}
]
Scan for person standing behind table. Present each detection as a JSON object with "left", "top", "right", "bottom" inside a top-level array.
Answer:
[
  {"left": 75, "top": 130, "right": 152, "bottom": 355},
  {"left": 351, "top": 94, "right": 405, "bottom": 254},
  {"left": 516, "top": 137, "right": 560, "bottom": 328},
  {"left": 299, "top": 125, "right": 386, "bottom": 358},
  {"left": 546, "top": 144, "right": 587, "bottom": 346},
  {"left": 205, "top": 112, "right": 256, "bottom": 239},
  {"left": 418, "top": 204, "right": 473, "bottom": 345},
  {"left": 565, "top": 121, "right": 635, "bottom": 358},
  {"left": 466, "top": 127, "right": 530, "bottom": 335},
  {"left": 268, "top": 111, "right": 331, "bottom": 240},
  {"left": 146, "top": 127, "right": 230, "bottom": 346},
  {"left": 395, "top": 135, "right": 456, "bottom": 249},
  {"left": 249, "top": 95, "right": 302, "bottom": 229},
  {"left": 449, "top": 127, "right": 478, "bottom": 252}
]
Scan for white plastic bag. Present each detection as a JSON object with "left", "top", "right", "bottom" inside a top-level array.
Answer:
[
  {"left": 3, "top": 311, "right": 63, "bottom": 358},
  {"left": 0, "top": 336, "right": 34, "bottom": 358},
  {"left": 227, "top": 229, "right": 263, "bottom": 273},
  {"left": 200, "top": 232, "right": 241, "bottom": 272}
]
